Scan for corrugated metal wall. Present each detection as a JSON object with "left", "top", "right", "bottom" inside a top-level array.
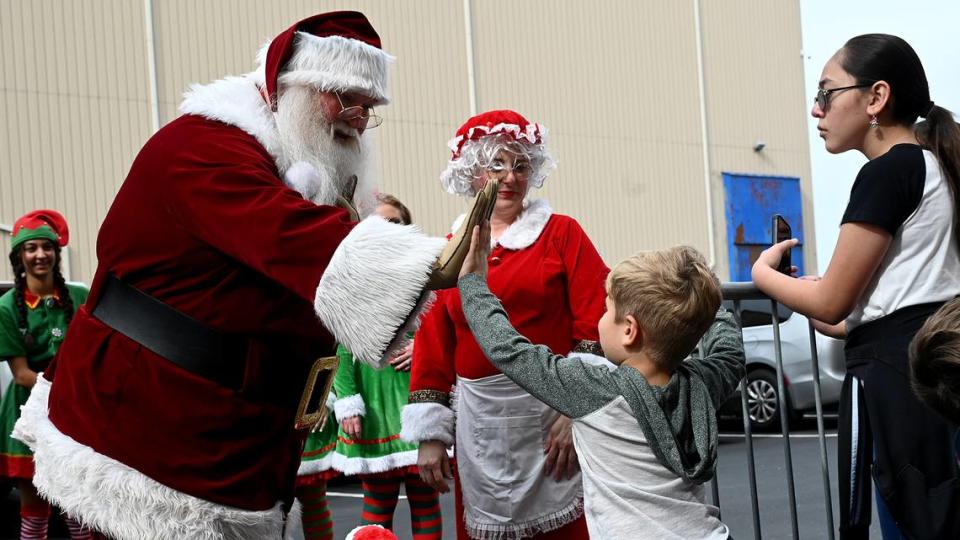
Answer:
[
  {"left": 1, "top": 0, "right": 152, "bottom": 281},
  {"left": 0, "top": 0, "right": 814, "bottom": 282},
  {"left": 699, "top": 0, "right": 815, "bottom": 275}
]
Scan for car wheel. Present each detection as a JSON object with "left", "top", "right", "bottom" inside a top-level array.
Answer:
[{"left": 746, "top": 369, "right": 791, "bottom": 431}]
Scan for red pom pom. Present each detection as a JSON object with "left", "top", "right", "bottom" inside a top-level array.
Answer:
[{"left": 345, "top": 524, "right": 398, "bottom": 540}]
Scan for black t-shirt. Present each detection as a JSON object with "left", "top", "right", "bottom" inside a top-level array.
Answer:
[
  {"left": 841, "top": 144, "right": 927, "bottom": 235},
  {"left": 840, "top": 143, "right": 960, "bottom": 328}
]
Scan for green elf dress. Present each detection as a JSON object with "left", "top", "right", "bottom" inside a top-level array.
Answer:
[
  {"left": 296, "top": 389, "right": 340, "bottom": 487},
  {"left": 0, "top": 283, "right": 88, "bottom": 479},
  {"left": 329, "top": 344, "right": 420, "bottom": 476}
]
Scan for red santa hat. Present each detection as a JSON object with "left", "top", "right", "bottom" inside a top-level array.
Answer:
[
  {"left": 10, "top": 209, "right": 69, "bottom": 251},
  {"left": 440, "top": 109, "right": 554, "bottom": 196},
  {"left": 260, "top": 11, "right": 394, "bottom": 109},
  {"left": 447, "top": 109, "right": 545, "bottom": 159}
]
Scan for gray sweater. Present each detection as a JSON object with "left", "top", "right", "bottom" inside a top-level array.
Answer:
[{"left": 458, "top": 273, "right": 745, "bottom": 538}]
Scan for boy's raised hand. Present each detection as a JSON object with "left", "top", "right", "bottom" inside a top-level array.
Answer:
[{"left": 458, "top": 220, "right": 492, "bottom": 279}]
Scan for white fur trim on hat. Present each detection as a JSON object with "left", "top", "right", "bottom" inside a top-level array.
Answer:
[
  {"left": 278, "top": 33, "right": 394, "bottom": 104},
  {"left": 12, "top": 377, "right": 288, "bottom": 540},
  {"left": 446, "top": 121, "right": 546, "bottom": 157},
  {"left": 400, "top": 402, "right": 455, "bottom": 446},
  {"left": 314, "top": 216, "right": 444, "bottom": 367},
  {"left": 333, "top": 393, "right": 366, "bottom": 421}
]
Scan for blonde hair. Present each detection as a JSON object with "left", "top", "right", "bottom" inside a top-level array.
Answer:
[
  {"left": 909, "top": 297, "right": 960, "bottom": 424},
  {"left": 606, "top": 246, "right": 721, "bottom": 368}
]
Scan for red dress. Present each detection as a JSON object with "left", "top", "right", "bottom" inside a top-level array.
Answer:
[{"left": 406, "top": 200, "right": 609, "bottom": 539}]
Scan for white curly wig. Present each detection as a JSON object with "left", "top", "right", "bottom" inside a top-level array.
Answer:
[{"left": 439, "top": 132, "right": 557, "bottom": 197}]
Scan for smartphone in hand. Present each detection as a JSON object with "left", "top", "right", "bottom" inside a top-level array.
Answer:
[{"left": 772, "top": 214, "right": 792, "bottom": 274}]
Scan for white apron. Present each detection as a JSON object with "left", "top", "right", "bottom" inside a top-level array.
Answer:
[{"left": 456, "top": 374, "right": 583, "bottom": 539}]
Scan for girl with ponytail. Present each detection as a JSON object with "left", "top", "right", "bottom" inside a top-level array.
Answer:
[
  {"left": 752, "top": 34, "right": 960, "bottom": 539},
  {"left": 0, "top": 210, "right": 89, "bottom": 540}
]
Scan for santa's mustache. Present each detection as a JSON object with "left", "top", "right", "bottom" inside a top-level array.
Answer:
[{"left": 330, "top": 123, "right": 362, "bottom": 147}]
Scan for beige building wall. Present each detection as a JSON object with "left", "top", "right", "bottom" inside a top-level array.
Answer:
[{"left": 0, "top": 0, "right": 814, "bottom": 283}]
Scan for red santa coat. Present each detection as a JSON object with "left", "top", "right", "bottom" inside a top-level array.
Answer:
[{"left": 13, "top": 74, "right": 443, "bottom": 539}]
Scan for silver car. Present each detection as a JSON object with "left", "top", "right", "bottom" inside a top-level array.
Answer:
[{"left": 719, "top": 300, "right": 846, "bottom": 431}]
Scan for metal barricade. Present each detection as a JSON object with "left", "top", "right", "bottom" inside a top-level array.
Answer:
[{"left": 714, "top": 282, "right": 836, "bottom": 540}]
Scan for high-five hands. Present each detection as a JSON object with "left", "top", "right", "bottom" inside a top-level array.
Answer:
[
  {"left": 426, "top": 179, "right": 499, "bottom": 290},
  {"left": 458, "top": 220, "right": 491, "bottom": 280}
]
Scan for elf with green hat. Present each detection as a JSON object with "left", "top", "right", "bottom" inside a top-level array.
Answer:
[{"left": 0, "top": 209, "right": 89, "bottom": 539}]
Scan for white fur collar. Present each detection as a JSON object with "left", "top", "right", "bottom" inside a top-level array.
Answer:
[
  {"left": 179, "top": 74, "right": 283, "bottom": 165},
  {"left": 178, "top": 76, "right": 361, "bottom": 208},
  {"left": 450, "top": 198, "right": 553, "bottom": 250}
]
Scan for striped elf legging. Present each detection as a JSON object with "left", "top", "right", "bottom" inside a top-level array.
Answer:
[
  {"left": 20, "top": 500, "right": 92, "bottom": 540},
  {"left": 298, "top": 482, "right": 335, "bottom": 540},
  {"left": 361, "top": 473, "right": 442, "bottom": 539}
]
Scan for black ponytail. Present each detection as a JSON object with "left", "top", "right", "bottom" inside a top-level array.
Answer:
[
  {"left": 916, "top": 107, "right": 960, "bottom": 251},
  {"left": 51, "top": 245, "right": 75, "bottom": 326},
  {"left": 8, "top": 247, "right": 35, "bottom": 348},
  {"left": 841, "top": 34, "right": 960, "bottom": 250}
]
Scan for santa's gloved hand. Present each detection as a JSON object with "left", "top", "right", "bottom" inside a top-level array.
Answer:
[
  {"left": 425, "top": 179, "right": 498, "bottom": 290},
  {"left": 335, "top": 194, "right": 360, "bottom": 221}
]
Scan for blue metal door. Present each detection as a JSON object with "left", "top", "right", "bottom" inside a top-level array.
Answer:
[{"left": 722, "top": 173, "right": 804, "bottom": 281}]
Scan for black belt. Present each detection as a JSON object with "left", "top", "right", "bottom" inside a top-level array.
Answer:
[{"left": 91, "top": 274, "right": 246, "bottom": 390}]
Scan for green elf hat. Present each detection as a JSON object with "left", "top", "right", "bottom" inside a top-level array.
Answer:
[{"left": 10, "top": 209, "right": 69, "bottom": 252}]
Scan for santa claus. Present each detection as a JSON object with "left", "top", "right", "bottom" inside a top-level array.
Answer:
[{"left": 13, "top": 11, "right": 491, "bottom": 540}]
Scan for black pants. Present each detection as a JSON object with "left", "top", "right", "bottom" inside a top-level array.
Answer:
[{"left": 838, "top": 303, "right": 960, "bottom": 540}]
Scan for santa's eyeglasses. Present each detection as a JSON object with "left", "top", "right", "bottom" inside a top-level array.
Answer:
[{"left": 335, "top": 92, "right": 383, "bottom": 129}]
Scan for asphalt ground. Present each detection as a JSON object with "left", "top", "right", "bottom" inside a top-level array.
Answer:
[{"left": 1, "top": 418, "right": 882, "bottom": 539}]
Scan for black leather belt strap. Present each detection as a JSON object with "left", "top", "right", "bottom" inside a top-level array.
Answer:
[{"left": 92, "top": 274, "right": 245, "bottom": 389}]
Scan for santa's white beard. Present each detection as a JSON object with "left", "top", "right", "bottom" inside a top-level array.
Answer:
[{"left": 274, "top": 86, "right": 379, "bottom": 213}]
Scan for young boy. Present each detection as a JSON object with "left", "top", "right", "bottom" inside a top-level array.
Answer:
[
  {"left": 456, "top": 223, "right": 744, "bottom": 539},
  {"left": 909, "top": 297, "right": 960, "bottom": 457}
]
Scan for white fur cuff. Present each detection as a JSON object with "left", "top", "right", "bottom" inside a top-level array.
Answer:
[
  {"left": 400, "top": 402, "right": 455, "bottom": 446},
  {"left": 325, "top": 391, "right": 337, "bottom": 413},
  {"left": 314, "top": 216, "right": 445, "bottom": 367},
  {"left": 333, "top": 393, "right": 366, "bottom": 421}
]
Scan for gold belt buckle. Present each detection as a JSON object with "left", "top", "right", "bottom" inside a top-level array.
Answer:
[{"left": 294, "top": 356, "right": 339, "bottom": 432}]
